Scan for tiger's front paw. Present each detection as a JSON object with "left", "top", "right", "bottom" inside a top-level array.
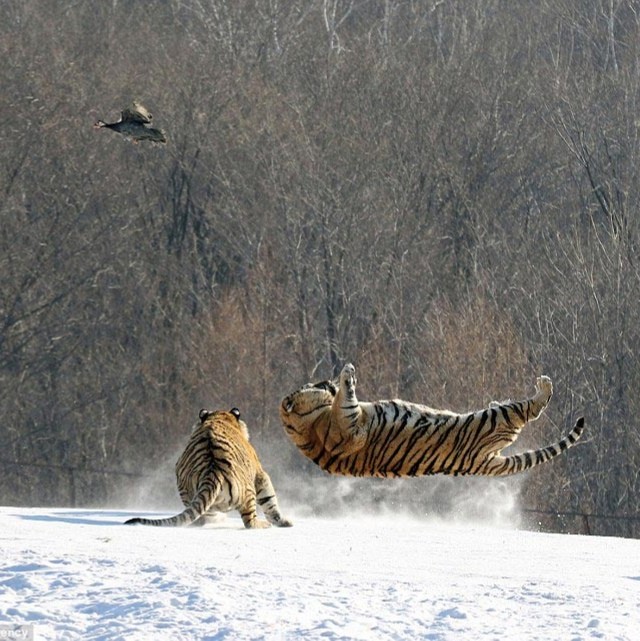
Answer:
[
  {"left": 535, "top": 375, "right": 553, "bottom": 400},
  {"left": 340, "top": 363, "right": 357, "bottom": 390}
]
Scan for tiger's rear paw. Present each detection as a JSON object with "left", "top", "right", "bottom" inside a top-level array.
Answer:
[
  {"left": 276, "top": 518, "right": 293, "bottom": 527},
  {"left": 535, "top": 375, "right": 553, "bottom": 400},
  {"left": 246, "top": 519, "right": 271, "bottom": 529}
]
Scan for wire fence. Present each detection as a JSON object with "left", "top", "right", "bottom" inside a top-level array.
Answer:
[{"left": 520, "top": 507, "right": 640, "bottom": 537}]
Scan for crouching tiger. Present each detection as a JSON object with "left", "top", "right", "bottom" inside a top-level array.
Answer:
[
  {"left": 126, "top": 408, "right": 292, "bottom": 528},
  {"left": 280, "top": 363, "right": 583, "bottom": 477}
]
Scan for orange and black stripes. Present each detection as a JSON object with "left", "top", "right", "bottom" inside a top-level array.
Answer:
[
  {"left": 126, "top": 409, "right": 292, "bottom": 529},
  {"left": 280, "top": 364, "right": 584, "bottom": 479}
]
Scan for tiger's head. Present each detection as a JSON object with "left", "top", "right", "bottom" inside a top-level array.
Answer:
[
  {"left": 279, "top": 378, "right": 337, "bottom": 439},
  {"left": 198, "top": 407, "right": 250, "bottom": 441}
]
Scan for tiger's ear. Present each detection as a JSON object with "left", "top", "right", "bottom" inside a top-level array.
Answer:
[
  {"left": 230, "top": 407, "right": 241, "bottom": 420},
  {"left": 199, "top": 409, "right": 212, "bottom": 422}
]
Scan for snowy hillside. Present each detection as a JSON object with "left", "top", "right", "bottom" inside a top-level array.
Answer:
[{"left": 0, "top": 507, "right": 638, "bottom": 641}]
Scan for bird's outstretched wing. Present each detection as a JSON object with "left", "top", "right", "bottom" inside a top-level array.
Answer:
[{"left": 121, "top": 101, "right": 153, "bottom": 124}]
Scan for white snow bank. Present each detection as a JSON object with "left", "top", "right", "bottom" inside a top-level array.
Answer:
[{"left": 0, "top": 507, "right": 638, "bottom": 640}]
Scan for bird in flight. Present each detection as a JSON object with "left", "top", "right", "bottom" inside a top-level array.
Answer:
[{"left": 94, "top": 101, "right": 167, "bottom": 144}]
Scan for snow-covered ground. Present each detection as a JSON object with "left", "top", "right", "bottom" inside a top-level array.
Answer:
[{"left": 0, "top": 506, "right": 638, "bottom": 641}]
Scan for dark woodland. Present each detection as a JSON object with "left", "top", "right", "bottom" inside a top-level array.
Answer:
[{"left": 1, "top": 1, "right": 639, "bottom": 537}]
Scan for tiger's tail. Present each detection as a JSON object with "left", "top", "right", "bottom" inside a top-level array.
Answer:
[
  {"left": 124, "top": 475, "right": 221, "bottom": 527},
  {"left": 481, "top": 417, "right": 584, "bottom": 477}
]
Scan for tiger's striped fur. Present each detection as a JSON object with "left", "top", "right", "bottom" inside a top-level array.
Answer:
[
  {"left": 280, "top": 363, "right": 583, "bottom": 478},
  {"left": 126, "top": 408, "right": 292, "bottom": 528}
]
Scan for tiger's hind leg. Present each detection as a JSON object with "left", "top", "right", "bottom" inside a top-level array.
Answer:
[
  {"left": 493, "top": 376, "right": 553, "bottom": 428},
  {"left": 525, "top": 375, "right": 553, "bottom": 423},
  {"left": 255, "top": 471, "right": 293, "bottom": 527},
  {"left": 485, "top": 375, "right": 554, "bottom": 457},
  {"left": 239, "top": 489, "right": 271, "bottom": 529}
]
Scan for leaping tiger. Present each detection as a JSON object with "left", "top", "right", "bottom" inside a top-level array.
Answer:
[
  {"left": 126, "top": 408, "right": 292, "bottom": 528},
  {"left": 280, "top": 363, "right": 583, "bottom": 477}
]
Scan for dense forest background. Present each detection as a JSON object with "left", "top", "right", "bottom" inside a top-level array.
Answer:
[{"left": 1, "top": 0, "right": 639, "bottom": 537}]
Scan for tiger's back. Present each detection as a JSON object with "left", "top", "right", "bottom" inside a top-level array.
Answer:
[
  {"left": 175, "top": 409, "right": 256, "bottom": 514},
  {"left": 126, "top": 408, "right": 292, "bottom": 528}
]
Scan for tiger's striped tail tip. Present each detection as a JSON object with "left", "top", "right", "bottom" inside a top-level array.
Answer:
[
  {"left": 124, "top": 518, "right": 142, "bottom": 525},
  {"left": 570, "top": 416, "right": 585, "bottom": 441}
]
